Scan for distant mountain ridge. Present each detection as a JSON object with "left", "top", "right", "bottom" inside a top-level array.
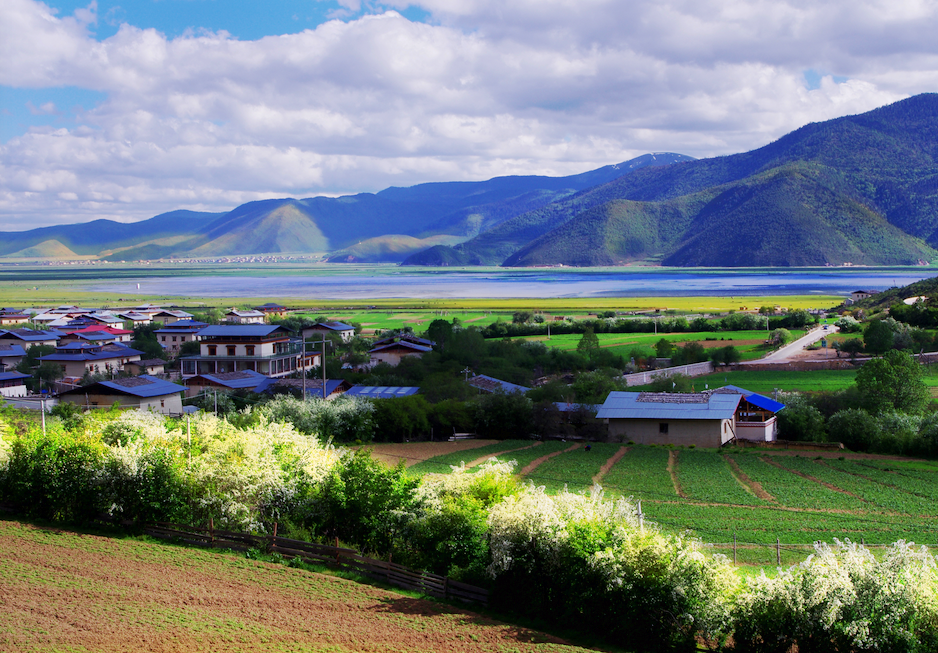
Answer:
[{"left": 0, "top": 153, "right": 693, "bottom": 262}]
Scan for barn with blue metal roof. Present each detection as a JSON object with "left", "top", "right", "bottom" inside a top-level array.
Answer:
[{"left": 598, "top": 387, "right": 785, "bottom": 447}]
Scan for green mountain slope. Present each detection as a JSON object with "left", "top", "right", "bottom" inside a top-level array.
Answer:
[
  {"left": 403, "top": 153, "right": 696, "bottom": 265},
  {"left": 0, "top": 210, "right": 223, "bottom": 257},
  {"left": 490, "top": 94, "right": 938, "bottom": 267}
]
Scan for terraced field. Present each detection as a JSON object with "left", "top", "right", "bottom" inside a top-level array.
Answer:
[{"left": 409, "top": 442, "right": 938, "bottom": 565}]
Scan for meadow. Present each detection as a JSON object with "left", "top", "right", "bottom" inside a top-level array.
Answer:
[{"left": 409, "top": 442, "right": 938, "bottom": 567}]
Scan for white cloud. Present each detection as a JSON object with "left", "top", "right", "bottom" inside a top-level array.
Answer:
[{"left": 0, "top": 0, "right": 936, "bottom": 229}]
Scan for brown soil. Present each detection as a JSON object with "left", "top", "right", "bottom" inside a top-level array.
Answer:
[
  {"left": 0, "top": 520, "right": 591, "bottom": 653},
  {"left": 593, "top": 446, "right": 629, "bottom": 485},
  {"left": 364, "top": 440, "right": 494, "bottom": 468},
  {"left": 667, "top": 450, "right": 687, "bottom": 498},
  {"left": 519, "top": 443, "right": 580, "bottom": 476},
  {"left": 466, "top": 442, "right": 542, "bottom": 468},
  {"left": 725, "top": 456, "right": 778, "bottom": 503}
]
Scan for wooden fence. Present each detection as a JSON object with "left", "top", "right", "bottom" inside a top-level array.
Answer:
[{"left": 142, "top": 521, "right": 489, "bottom": 606}]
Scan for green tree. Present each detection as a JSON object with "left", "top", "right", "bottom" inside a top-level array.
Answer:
[
  {"left": 655, "top": 338, "right": 673, "bottom": 358},
  {"left": 770, "top": 328, "right": 792, "bottom": 346},
  {"left": 777, "top": 395, "right": 826, "bottom": 441},
  {"left": 863, "top": 319, "right": 895, "bottom": 355},
  {"left": 577, "top": 327, "right": 600, "bottom": 363},
  {"left": 827, "top": 408, "right": 881, "bottom": 452},
  {"left": 856, "top": 349, "right": 929, "bottom": 415},
  {"left": 371, "top": 395, "right": 431, "bottom": 442},
  {"left": 710, "top": 345, "right": 741, "bottom": 366},
  {"left": 837, "top": 337, "right": 865, "bottom": 359},
  {"left": 512, "top": 311, "right": 534, "bottom": 324}
]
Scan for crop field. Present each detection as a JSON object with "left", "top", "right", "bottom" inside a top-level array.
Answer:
[
  {"left": 0, "top": 518, "right": 596, "bottom": 653},
  {"left": 407, "top": 442, "right": 938, "bottom": 566},
  {"left": 515, "top": 329, "right": 805, "bottom": 361}
]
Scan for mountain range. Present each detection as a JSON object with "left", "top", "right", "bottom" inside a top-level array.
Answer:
[{"left": 3, "top": 93, "right": 937, "bottom": 267}]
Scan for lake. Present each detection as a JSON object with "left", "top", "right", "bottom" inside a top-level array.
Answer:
[{"left": 86, "top": 267, "right": 936, "bottom": 299}]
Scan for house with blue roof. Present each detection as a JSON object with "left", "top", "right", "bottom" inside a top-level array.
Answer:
[
  {"left": 302, "top": 321, "right": 356, "bottom": 343},
  {"left": 0, "top": 371, "right": 31, "bottom": 398},
  {"left": 58, "top": 375, "right": 185, "bottom": 415},
  {"left": 179, "top": 325, "right": 319, "bottom": 379},
  {"left": 39, "top": 342, "right": 144, "bottom": 378},
  {"left": 597, "top": 386, "right": 786, "bottom": 447},
  {"left": 154, "top": 319, "right": 208, "bottom": 353},
  {"left": 0, "top": 343, "right": 26, "bottom": 373},
  {"left": 0, "top": 328, "right": 60, "bottom": 350}
]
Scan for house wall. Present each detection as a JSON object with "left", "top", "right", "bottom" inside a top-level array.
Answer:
[
  {"left": 0, "top": 383, "right": 28, "bottom": 398},
  {"left": 370, "top": 350, "right": 422, "bottom": 367},
  {"left": 199, "top": 341, "right": 279, "bottom": 357},
  {"left": 606, "top": 417, "right": 734, "bottom": 447},
  {"left": 59, "top": 392, "right": 182, "bottom": 415},
  {"left": 735, "top": 416, "right": 778, "bottom": 442},
  {"left": 303, "top": 326, "right": 353, "bottom": 342}
]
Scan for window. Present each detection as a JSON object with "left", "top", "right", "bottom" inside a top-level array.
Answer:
[
  {"left": 172, "top": 336, "right": 177, "bottom": 342},
  {"left": 659, "top": 423, "right": 669, "bottom": 434},
  {"left": 208, "top": 345, "right": 217, "bottom": 356},
  {"left": 227, "top": 345, "right": 236, "bottom": 356},
  {"left": 245, "top": 345, "right": 255, "bottom": 356},
  {"left": 161, "top": 336, "right": 166, "bottom": 342}
]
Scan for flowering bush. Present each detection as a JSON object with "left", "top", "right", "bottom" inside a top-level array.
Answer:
[
  {"left": 259, "top": 395, "right": 375, "bottom": 442},
  {"left": 733, "top": 539, "right": 938, "bottom": 653},
  {"left": 487, "top": 483, "right": 737, "bottom": 652}
]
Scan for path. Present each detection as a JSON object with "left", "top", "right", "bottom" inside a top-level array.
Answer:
[
  {"left": 518, "top": 443, "right": 580, "bottom": 476},
  {"left": 745, "top": 325, "right": 840, "bottom": 364},
  {"left": 593, "top": 446, "right": 629, "bottom": 485}
]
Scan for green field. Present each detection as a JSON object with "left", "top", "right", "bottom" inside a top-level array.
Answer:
[
  {"left": 411, "top": 443, "right": 938, "bottom": 566},
  {"left": 516, "top": 329, "right": 805, "bottom": 361}
]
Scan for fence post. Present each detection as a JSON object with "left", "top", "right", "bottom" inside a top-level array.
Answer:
[
  {"left": 776, "top": 538, "right": 781, "bottom": 566},
  {"left": 444, "top": 576, "right": 449, "bottom": 601},
  {"left": 335, "top": 536, "right": 340, "bottom": 564},
  {"left": 209, "top": 518, "right": 214, "bottom": 544},
  {"left": 271, "top": 522, "right": 278, "bottom": 553},
  {"left": 733, "top": 533, "right": 737, "bottom": 566}
]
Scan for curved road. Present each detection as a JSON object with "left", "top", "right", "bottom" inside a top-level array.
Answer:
[{"left": 743, "top": 325, "right": 840, "bottom": 364}]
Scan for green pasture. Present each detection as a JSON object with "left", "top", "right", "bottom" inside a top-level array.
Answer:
[
  {"left": 412, "top": 443, "right": 938, "bottom": 567},
  {"left": 515, "top": 329, "right": 806, "bottom": 362},
  {"left": 295, "top": 308, "right": 504, "bottom": 333}
]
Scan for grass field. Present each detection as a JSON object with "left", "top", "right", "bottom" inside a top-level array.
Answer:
[{"left": 409, "top": 442, "right": 938, "bottom": 567}]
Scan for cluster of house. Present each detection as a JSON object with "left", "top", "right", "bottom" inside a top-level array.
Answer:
[{"left": 1, "top": 304, "right": 788, "bottom": 445}]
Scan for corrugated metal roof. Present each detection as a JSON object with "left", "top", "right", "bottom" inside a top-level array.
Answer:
[
  {"left": 467, "top": 374, "right": 531, "bottom": 394},
  {"left": 189, "top": 370, "right": 268, "bottom": 389},
  {"left": 198, "top": 325, "right": 289, "bottom": 337},
  {"left": 597, "top": 391, "right": 741, "bottom": 420},
  {"left": 344, "top": 385, "right": 420, "bottom": 399},
  {"left": 0, "top": 371, "right": 30, "bottom": 382},
  {"left": 369, "top": 340, "right": 433, "bottom": 353},
  {"left": 61, "top": 375, "right": 184, "bottom": 398}
]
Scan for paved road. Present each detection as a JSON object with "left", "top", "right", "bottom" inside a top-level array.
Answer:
[{"left": 743, "top": 325, "right": 840, "bottom": 364}]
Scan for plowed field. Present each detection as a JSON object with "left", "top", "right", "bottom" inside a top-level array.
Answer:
[{"left": 0, "top": 519, "right": 596, "bottom": 653}]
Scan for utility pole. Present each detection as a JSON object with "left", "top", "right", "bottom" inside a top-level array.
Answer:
[{"left": 461, "top": 366, "right": 472, "bottom": 382}]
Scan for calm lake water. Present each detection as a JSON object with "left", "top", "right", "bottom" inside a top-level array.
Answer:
[{"left": 88, "top": 268, "right": 936, "bottom": 299}]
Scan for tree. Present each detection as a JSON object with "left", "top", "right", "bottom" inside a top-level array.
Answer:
[
  {"left": 770, "top": 328, "right": 792, "bottom": 346},
  {"left": 776, "top": 395, "right": 826, "bottom": 441},
  {"left": 512, "top": 311, "right": 533, "bottom": 324},
  {"left": 711, "top": 345, "right": 741, "bottom": 366},
  {"left": 826, "top": 408, "right": 881, "bottom": 452},
  {"left": 577, "top": 327, "right": 600, "bottom": 363},
  {"left": 655, "top": 338, "right": 673, "bottom": 358},
  {"left": 837, "top": 338, "right": 865, "bottom": 359},
  {"left": 425, "top": 319, "right": 453, "bottom": 352},
  {"left": 863, "top": 319, "right": 894, "bottom": 356},
  {"left": 855, "top": 349, "right": 929, "bottom": 415}
]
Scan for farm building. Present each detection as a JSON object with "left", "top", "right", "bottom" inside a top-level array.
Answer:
[
  {"left": 179, "top": 325, "right": 318, "bottom": 379},
  {"left": 597, "top": 387, "right": 785, "bottom": 447},
  {"left": 368, "top": 339, "right": 432, "bottom": 366},
  {"left": 57, "top": 375, "right": 184, "bottom": 415},
  {"left": 0, "top": 328, "right": 60, "bottom": 350},
  {"left": 0, "top": 343, "right": 26, "bottom": 372},
  {"left": 39, "top": 342, "right": 143, "bottom": 378}
]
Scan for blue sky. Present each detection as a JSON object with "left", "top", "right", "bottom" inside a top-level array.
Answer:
[{"left": 2, "top": 0, "right": 937, "bottom": 231}]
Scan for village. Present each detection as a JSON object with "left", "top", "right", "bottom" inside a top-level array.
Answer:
[{"left": 0, "top": 294, "right": 881, "bottom": 448}]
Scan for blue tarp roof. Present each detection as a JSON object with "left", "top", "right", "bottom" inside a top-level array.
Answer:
[
  {"left": 344, "top": 386, "right": 420, "bottom": 399},
  {"left": 717, "top": 385, "right": 786, "bottom": 412}
]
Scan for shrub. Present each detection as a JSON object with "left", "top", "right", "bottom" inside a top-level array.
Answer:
[{"left": 732, "top": 540, "right": 938, "bottom": 653}]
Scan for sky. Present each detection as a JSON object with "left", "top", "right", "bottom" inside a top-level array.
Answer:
[{"left": 1, "top": 0, "right": 937, "bottom": 232}]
